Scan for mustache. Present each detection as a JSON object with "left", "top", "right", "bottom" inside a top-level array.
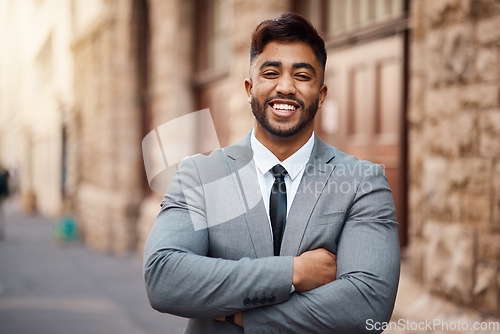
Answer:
[{"left": 264, "top": 95, "right": 305, "bottom": 110}]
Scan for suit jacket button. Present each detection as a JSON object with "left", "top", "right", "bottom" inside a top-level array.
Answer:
[
  {"left": 243, "top": 298, "right": 252, "bottom": 306},
  {"left": 268, "top": 295, "right": 276, "bottom": 303},
  {"left": 252, "top": 297, "right": 259, "bottom": 305},
  {"left": 260, "top": 297, "right": 267, "bottom": 304}
]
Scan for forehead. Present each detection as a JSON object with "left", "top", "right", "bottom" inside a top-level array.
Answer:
[{"left": 253, "top": 41, "right": 321, "bottom": 70}]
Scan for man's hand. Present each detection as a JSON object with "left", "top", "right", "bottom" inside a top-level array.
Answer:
[
  {"left": 292, "top": 248, "right": 337, "bottom": 292},
  {"left": 215, "top": 312, "right": 243, "bottom": 327}
]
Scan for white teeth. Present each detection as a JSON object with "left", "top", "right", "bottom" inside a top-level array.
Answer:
[{"left": 273, "top": 103, "right": 296, "bottom": 111}]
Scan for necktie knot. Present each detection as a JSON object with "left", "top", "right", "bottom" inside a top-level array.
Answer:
[{"left": 271, "top": 164, "right": 287, "bottom": 180}]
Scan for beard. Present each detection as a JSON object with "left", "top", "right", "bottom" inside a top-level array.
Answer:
[{"left": 251, "top": 94, "right": 319, "bottom": 138}]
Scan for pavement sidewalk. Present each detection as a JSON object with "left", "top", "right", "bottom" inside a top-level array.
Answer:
[{"left": 0, "top": 198, "right": 187, "bottom": 334}]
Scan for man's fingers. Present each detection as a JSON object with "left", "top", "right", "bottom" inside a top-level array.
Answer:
[{"left": 292, "top": 248, "right": 338, "bottom": 292}]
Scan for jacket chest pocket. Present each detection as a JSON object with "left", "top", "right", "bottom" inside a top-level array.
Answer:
[
  {"left": 300, "top": 212, "right": 345, "bottom": 254},
  {"left": 308, "top": 210, "right": 345, "bottom": 227}
]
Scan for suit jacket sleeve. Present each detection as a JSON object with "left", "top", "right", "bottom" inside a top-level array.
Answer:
[
  {"left": 143, "top": 156, "right": 294, "bottom": 319},
  {"left": 243, "top": 163, "right": 400, "bottom": 334}
]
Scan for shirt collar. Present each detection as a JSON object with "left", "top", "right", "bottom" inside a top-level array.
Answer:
[{"left": 250, "top": 129, "right": 315, "bottom": 181}]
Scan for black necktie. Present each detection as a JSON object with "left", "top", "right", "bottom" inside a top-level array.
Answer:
[{"left": 270, "top": 164, "right": 287, "bottom": 256}]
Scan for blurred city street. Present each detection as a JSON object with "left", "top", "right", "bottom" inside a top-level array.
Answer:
[{"left": 0, "top": 197, "right": 187, "bottom": 334}]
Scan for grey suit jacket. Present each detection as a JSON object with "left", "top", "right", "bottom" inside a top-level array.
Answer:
[{"left": 144, "top": 132, "right": 400, "bottom": 334}]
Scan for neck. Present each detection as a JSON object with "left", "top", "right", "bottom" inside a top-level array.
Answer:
[{"left": 254, "top": 123, "right": 314, "bottom": 161}]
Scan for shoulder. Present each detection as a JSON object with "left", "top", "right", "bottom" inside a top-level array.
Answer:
[
  {"left": 315, "top": 138, "right": 386, "bottom": 179},
  {"left": 182, "top": 148, "right": 226, "bottom": 167},
  {"left": 177, "top": 136, "right": 251, "bottom": 179},
  {"left": 183, "top": 132, "right": 251, "bottom": 165},
  {"left": 337, "top": 151, "right": 383, "bottom": 174},
  {"left": 176, "top": 149, "right": 227, "bottom": 183}
]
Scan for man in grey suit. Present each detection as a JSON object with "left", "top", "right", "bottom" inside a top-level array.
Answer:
[{"left": 144, "top": 12, "right": 399, "bottom": 333}]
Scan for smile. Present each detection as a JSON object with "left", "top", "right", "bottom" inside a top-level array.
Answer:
[
  {"left": 269, "top": 100, "right": 300, "bottom": 118},
  {"left": 272, "top": 103, "right": 298, "bottom": 111}
]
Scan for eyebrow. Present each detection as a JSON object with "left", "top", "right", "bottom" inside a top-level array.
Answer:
[
  {"left": 259, "top": 60, "right": 316, "bottom": 75},
  {"left": 292, "top": 62, "right": 316, "bottom": 75},
  {"left": 260, "top": 60, "right": 282, "bottom": 70}
]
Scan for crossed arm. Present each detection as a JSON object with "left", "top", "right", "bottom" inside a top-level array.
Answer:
[
  {"left": 143, "top": 158, "right": 400, "bottom": 333},
  {"left": 217, "top": 248, "right": 337, "bottom": 326}
]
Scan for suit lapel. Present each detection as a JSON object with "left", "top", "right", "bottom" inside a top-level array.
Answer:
[
  {"left": 224, "top": 133, "right": 274, "bottom": 258},
  {"left": 280, "top": 136, "right": 337, "bottom": 256}
]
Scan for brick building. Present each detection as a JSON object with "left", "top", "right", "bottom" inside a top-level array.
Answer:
[{"left": 1, "top": 0, "right": 500, "bottom": 328}]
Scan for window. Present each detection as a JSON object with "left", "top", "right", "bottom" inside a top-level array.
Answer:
[
  {"left": 293, "top": 0, "right": 407, "bottom": 45},
  {"left": 327, "top": 0, "right": 403, "bottom": 35}
]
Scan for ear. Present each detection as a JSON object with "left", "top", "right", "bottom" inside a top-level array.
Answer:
[
  {"left": 317, "top": 84, "right": 328, "bottom": 109},
  {"left": 244, "top": 78, "right": 253, "bottom": 104}
]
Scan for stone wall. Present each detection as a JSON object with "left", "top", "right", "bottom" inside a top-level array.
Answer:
[
  {"left": 408, "top": 0, "right": 500, "bottom": 315},
  {"left": 69, "top": 0, "right": 144, "bottom": 254}
]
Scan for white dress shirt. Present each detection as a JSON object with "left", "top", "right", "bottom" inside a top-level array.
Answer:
[{"left": 250, "top": 129, "right": 315, "bottom": 241}]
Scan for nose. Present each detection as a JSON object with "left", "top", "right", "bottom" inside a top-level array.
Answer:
[{"left": 275, "top": 73, "right": 297, "bottom": 95}]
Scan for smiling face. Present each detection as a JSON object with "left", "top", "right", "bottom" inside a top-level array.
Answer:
[{"left": 245, "top": 41, "right": 327, "bottom": 146}]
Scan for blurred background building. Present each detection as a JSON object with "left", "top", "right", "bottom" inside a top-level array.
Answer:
[{"left": 0, "top": 0, "right": 499, "bottom": 327}]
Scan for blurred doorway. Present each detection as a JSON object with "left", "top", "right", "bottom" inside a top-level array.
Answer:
[{"left": 133, "top": 0, "right": 151, "bottom": 195}]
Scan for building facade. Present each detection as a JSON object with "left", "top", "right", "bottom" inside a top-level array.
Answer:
[
  {"left": 68, "top": 0, "right": 147, "bottom": 254},
  {"left": 0, "top": 0, "right": 74, "bottom": 217},
  {"left": 408, "top": 0, "right": 500, "bottom": 317}
]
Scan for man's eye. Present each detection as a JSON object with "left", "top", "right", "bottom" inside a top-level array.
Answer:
[
  {"left": 263, "top": 72, "right": 278, "bottom": 78},
  {"left": 296, "top": 74, "right": 311, "bottom": 80}
]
